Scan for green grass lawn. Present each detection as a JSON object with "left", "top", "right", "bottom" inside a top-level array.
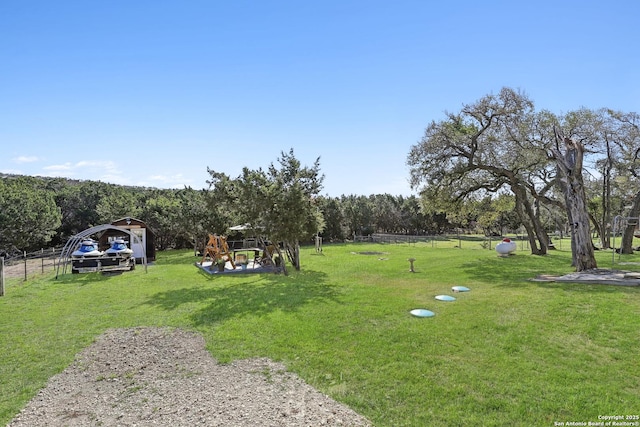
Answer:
[{"left": 1, "top": 241, "right": 639, "bottom": 426}]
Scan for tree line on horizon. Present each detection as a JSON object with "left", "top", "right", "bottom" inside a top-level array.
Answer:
[
  {"left": 0, "top": 171, "right": 471, "bottom": 256},
  {"left": 1, "top": 87, "right": 639, "bottom": 271}
]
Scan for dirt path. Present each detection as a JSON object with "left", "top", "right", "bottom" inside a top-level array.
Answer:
[{"left": 8, "top": 327, "right": 372, "bottom": 427}]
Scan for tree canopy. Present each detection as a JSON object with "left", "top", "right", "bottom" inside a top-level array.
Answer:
[
  {"left": 407, "top": 87, "right": 639, "bottom": 270},
  {"left": 408, "top": 88, "right": 557, "bottom": 255},
  {"left": 0, "top": 177, "right": 62, "bottom": 253},
  {"left": 2, "top": 87, "right": 638, "bottom": 273},
  {"left": 206, "top": 149, "right": 325, "bottom": 271}
]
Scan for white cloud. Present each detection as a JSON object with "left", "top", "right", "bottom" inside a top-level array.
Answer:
[
  {"left": 99, "top": 173, "right": 130, "bottom": 186},
  {"left": 44, "top": 160, "right": 121, "bottom": 173},
  {"left": 12, "top": 156, "right": 40, "bottom": 164},
  {"left": 148, "top": 173, "right": 194, "bottom": 188},
  {"left": 40, "top": 160, "right": 128, "bottom": 184},
  {"left": 149, "top": 174, "right": 181, "bottom": 183},
  {"left": 19, "top": 158, "right": 196, "bottom": 189},
  {"left": 0, "top": 168, "right": 24, "bottom": 174},
  {"left": 43, "top": 163, "right": 73, "bottom": 171},
  {"left": 75, "top": 160, "right": 120, "bottom": 172}
]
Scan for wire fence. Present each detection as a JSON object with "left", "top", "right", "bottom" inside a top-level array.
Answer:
[
  {"left": 0, "top": 247, "right": 66, "bottom": 292},
  {"left": 0, "top": 234, "right": 558, "bottom": 296},
  {"left": 354, "top": 233, "right": 547, "bottom": 251},
  {"left": 354, "top": 233, "right": 432, "bottom": 244}
]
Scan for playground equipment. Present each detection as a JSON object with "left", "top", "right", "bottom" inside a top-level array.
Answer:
[
  {"left": 200, "top": 234, "right": 236, "bottom": 270},
  {"left": 196, "top": 229, "right": 285, "bottom": 274}
]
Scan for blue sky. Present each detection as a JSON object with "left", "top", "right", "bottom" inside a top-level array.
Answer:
[{"left": 1, "top": 0, "right": 638, "bottom": 196}]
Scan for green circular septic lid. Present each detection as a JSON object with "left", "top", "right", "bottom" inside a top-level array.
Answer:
[{"left": 410, "top": 309, "right": 435, "bottom": 317}]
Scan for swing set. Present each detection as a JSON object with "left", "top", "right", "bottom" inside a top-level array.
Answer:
[
  {"left": 198, "top": 231, "right": 286, "bottom": 274},
  {"left": 200, "top": 234, "right": 236, "bottom": 269}
]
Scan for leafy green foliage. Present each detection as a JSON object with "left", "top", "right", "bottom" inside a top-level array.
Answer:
[
  {"left": 207, "top": 149, "right": 325, "bottom": 270},
  {"left": 53, "top": 180, "right": 104, "bottom": 240},
  {"left": 0, "top": 177, "right": 62, "bottom": 252},
  {"left": 175, "top": 187, "right": 213, "bottom": 248},
  {"left": 263, "top": 150, "right": 324, "bottom": 251},
  {"left": 96, "top": 185, "right": 142, "bottom": 223},
  {"left": 474, "top": 194, "right": 518, "bottom": 236},
  {"left": 316, "top": 196, "right": 345, "bottom": 240},
  {"left": 340, "top": 194, "right": 375, "bottom": 236},
  {"left": 408, "top": 87, "right": 557, "bottom": 255}
]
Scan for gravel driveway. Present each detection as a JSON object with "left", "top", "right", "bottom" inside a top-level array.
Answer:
[{"left": 8, "top": 327, "right": 372, "bottom": 426}]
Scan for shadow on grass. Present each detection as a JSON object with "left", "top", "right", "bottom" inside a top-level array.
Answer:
[
  {"left": 53, "top": 271, "right": 116, "bottom": 285},
  {"left": 460, "top": 253, "right": 573, "bottom": 285},
  {"left": 531, "top": 280, "right": 640, "bottom": 294},
  {"left": 144, "top": 269, "right": 338, "bottom": 326},
  {"left": 461, "top": 253, "right": 640, "bottom": 294}
]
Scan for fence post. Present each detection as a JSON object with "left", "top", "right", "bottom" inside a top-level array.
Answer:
[
  {"left": 24, "top": 251, "right": 27, "bottom": 281},
  {"left": 1, "top": 257, "right": 5, "bottom": 296}
]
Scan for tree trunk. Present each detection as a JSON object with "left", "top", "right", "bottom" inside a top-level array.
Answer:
[
  {"left": 620, "top": 191, "right": 640, "bottom": 254},
  {"left": 553, "top": 129, "right": 597, "bottom": 271},
  {"left": 513, "top": 185, "right": 547, "bottom": 255},
  {"left": 274, "top": 244, "right": 288, "bottom": 276},
  {"left": 600, "top": 153, "right": 612, "bottom": 249},
  {"left": 589, "top": 212, "right": 604, "bottom": 249},
  {"left": 285, "top": 241, "right": 301, "bottom": 271},
  {"left": 565, "top": 207, "right": 576, "bottom": 267}
]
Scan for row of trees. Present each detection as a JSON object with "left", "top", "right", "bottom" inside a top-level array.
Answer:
[
  {"left": 2, "top": 88, "right": 638, "bottom": 272},
  {"left": 407, "top": 87, "right": 640, "bottom": 270},
  {"left": 0, "top": 172, "right": 528, "bottom": 254},
  {"left": 0, "top": 151, "right": 487, "bottom": 268},
  {"left": 0, "top": 175, "right": 211, "bottom": 255},
  {"left": 0, "top": 169, "right": 523, "bottom": 264}
]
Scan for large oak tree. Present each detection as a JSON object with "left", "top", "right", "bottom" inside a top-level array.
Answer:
[{"left": 408, "top": 88, "right": 554, "bottom": 255}]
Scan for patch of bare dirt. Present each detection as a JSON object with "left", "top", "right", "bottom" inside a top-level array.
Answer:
[{"left": 8, "top": 327, "right": 371, "bottom": 427}]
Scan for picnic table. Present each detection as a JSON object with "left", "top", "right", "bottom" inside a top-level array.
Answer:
[{"left": 232, "top": 247, "right": 262, "bottom": 265}]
